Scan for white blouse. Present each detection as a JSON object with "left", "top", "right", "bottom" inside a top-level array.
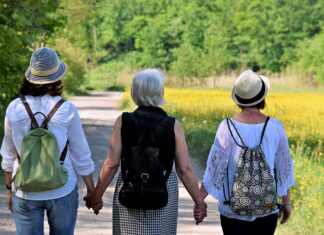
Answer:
[
  {"left": 203, "top": 118, "right": 294, "bottom": 221},
  {"left": 1, "top": 95, "right": 95, "bottom": 200}
]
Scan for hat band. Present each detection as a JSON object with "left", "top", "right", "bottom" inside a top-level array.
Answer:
[
  {"left": 30, "top": 65, "right": 59, "bottom": 77},
  {"left": 235, "top": 78, "right": 266, "bottom": 105}
]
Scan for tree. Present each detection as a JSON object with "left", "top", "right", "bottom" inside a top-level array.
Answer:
[
  {"left": 289, "top": 29, "right": 324, "bottom": 85},
  {"left": 0, "top": 0, "right": 61, "bottom": 137}
]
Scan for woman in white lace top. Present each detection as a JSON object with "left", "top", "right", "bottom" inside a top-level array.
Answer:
[{"left": 198, "top": 70, "right": 294, "bottom": 235}]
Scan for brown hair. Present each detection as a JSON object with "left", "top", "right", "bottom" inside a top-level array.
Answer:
[
  {"left": 238, "top": 99, "right": 266, "bottom": 110},
  {"left": 19, "top": 78, "right": 63, "bottom": 96}
]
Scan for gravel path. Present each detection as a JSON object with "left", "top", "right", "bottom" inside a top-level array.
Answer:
[{"left": 0, "top": 91, "right": 222, "bottom": 235}]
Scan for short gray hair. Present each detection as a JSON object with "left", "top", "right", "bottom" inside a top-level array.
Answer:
[{"left": 131, "top": 68, "right": 165, "bottom": 107}]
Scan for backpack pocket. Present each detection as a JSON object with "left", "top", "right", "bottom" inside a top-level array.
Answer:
[
  {"left": 118, "top": 145, "right": 168, "bottom": 210},
  {"left": 119, "top": 183, "right": 168, "bottom": 209}
]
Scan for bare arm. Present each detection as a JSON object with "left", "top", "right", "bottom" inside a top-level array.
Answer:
[
  {"left": 280, "top": 190, "right": 292, "bottom": 224},
  {"left": 90, "top": 116, "right": 122, "bottom": 207},
  {"left": 4, "top": 171, "right": 12, "bottom": 212},
  {"left": 199, "top": 183, "right": 209, "bottom": 200},
  {"left": 82, "top": 174, "right": 95, "bottom": 192},
  {"left": 174, "top": 120, "right": 206, "bottom": 211}
]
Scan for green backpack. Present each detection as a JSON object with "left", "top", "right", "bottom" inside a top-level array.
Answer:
[{"left": 14, "top": 97, "right": 68, "bottom": 192}]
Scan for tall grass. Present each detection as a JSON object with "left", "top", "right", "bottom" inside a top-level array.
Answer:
[
  {"left": 122, "top": 87, "right": 324, "bottom": 235},
  {"left": 278, "top": 145, "right": 324, "bottom": 235}
]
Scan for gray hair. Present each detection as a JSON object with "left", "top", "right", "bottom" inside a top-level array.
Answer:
[{"left": 131, "top": 68, "right": 165, "bottom": 107}]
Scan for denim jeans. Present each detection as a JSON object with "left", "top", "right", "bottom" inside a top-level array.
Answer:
[{"left": 12, "top": 185, "right": 79, "bottom": 235}]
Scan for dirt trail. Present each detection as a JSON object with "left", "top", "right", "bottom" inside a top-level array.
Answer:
[{"left": 0, "top": 91, "right": 222, "bottom": 235}]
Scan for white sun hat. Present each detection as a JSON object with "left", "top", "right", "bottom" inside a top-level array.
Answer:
[{"left": 232, "top": 70, "right": 270, "bottom": 107}]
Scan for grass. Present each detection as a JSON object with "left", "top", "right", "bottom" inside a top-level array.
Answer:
[{"left": 277, "top": 145, "right": 324, "bottom": 235}]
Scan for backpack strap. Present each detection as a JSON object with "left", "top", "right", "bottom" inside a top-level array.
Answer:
[
  {"left": 59, "top": 140, "right": 69, "bottom": 164},
  {"left": 41, "top": 99, "right": 66, "bottom": 128},
  {"left": 43, "top": 99, "right": 68, "bottom": 164},
  {"left": 20, "top": 97, "right": 39, "bottom": 129},
  {"left": 259, "top": 116, "right": 270, "bottom": 145},
  {"left": 223, "top": 162, "right": 231, "bottom": 205},
  {"left": 226, "top": 118, "right": 246, "bottom": 148}
]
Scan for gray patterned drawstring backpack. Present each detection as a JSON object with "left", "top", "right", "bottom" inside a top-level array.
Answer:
[{"left": 223, "top": 117, "right": 278, "bottom": 216}]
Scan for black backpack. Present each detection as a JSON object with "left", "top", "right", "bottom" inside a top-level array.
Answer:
[{"left": 118, "top": 115, "right": 170, "bottom": 210}]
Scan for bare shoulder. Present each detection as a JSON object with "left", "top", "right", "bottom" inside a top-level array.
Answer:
[
  {"left": 174, "top": 119, "right": 184, "bottom": 132},
  {"left": 114, "top": 115, "right": 122, "bottom": 129}
]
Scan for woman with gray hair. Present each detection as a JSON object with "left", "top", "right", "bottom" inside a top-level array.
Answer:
[{"left": 88, "top": 68, "right": 207, "bottom": 234}]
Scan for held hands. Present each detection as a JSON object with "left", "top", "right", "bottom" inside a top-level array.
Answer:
[
  {"left": 83, "top": 190, "right": 103, "bottom": 215},
  {"left": 193, "top": 201, "right": 208, "bottom": 225}
]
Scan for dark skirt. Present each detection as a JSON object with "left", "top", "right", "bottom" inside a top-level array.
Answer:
[{"left": 112, "top": 171, "right": 179, "bottom": 235}]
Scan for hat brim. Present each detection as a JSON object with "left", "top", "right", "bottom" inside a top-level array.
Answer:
[
  {"left": 25, "top": 61, "right": 67, "bottom": 84},
  {"left": 231, "top": 75, "right": 270, "bottom": 107}
]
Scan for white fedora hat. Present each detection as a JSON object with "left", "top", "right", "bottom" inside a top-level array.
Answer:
[
  {"left": 232, "top": 70, "right": 270, "bottom": 106},
  {"left": 25, "top": 47, "right": 67, "bottom": 84}
]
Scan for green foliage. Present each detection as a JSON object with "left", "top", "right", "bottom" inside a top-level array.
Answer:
[
  {"left": 106, "top": 85, "right": 125, "bottom": 92},
  {"left": 0, "top": 0, "right": 61, "bottom": 140},
  {"left": 45, "top": 0, "right": 324, "bottom": 89},
  {"left": 83, "top": 60, "right": 130, "bottom": 91},
  {"left": 79, "top": 0, "right": 324, "bottom": 85},
  {"left": 289, "top": 30, "right": 324, "bottom": 84},
  {"left": 48, "top": 37, "right": 88, "bottom": 95},
  {"left": 277, "top": 145, "right": 324, "bottom": 235},
  {"left": 170, "top": 43, "right": 206, "bottom": 83},
  {"left": 0, "top": 0, "right": 61, "bottom": 100}
]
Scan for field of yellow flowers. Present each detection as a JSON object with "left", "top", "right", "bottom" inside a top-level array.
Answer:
[{"left": 123, "top": 88, "right": 324, "bottom": 235}]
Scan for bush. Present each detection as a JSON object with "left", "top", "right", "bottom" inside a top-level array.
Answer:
[
  {"left": 105, "top": 85, "right": 125, "bottom": 92},
  {"left": 289, "top": 30, "right": 324, "bottom": 85},
  {"left": 84, "top": 60, "right": 131, "bottom": 91}
]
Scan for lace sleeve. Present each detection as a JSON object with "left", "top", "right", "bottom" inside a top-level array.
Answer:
[
  {"left": 275, "top": 150, "right": 294, "bottom": 196},
  {"left": 203, "top": 120, "right": 231, "bottom": 199},
  {"left": 275, "top": 121, "right": 295, "bottom": 196}
]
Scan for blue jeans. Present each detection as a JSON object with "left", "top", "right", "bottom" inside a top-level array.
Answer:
[{"left": 12, "top": 185, "right": 79, "bottom": 235}]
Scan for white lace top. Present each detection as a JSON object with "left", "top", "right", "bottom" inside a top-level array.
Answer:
[{"left": 203, "top": 118, "right": 294, "bottom": 221}]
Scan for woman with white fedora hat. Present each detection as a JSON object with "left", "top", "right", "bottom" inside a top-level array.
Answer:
[
  {"left": 198, "top": 70, "right": 294, "bottom": 235},
  {"left": 1, "top": 47, "right": 96, "bottom": 235}
]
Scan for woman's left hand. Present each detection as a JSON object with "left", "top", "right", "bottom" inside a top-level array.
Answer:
[
  {"left": 193, "top": 202, "right": 207, "bottom": 224},
  {"left": 279, "top": 203, "right": 291, "bottom": 224}
]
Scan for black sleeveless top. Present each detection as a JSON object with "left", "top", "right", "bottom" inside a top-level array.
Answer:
[{"left": 121, "top": 106, "right": 176, "bottom": 180}]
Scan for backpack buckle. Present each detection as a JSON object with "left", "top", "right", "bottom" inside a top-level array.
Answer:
[{"left": 141, "top": 173, "right": 149, "bottom": 183}]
